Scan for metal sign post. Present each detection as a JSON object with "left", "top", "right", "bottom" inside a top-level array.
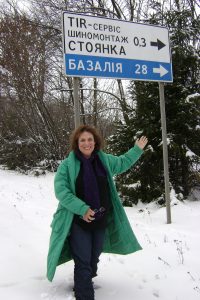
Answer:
[
  {"left": 73, "top": 77, "right": 80, "bottom": 128},
  {"left": 159, "top": 83, "right": 171, "bottom": 224}
]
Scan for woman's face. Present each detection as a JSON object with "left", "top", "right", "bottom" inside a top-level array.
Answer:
[{"left": 78, "top": 131, "right": 95, "bottom": 158}]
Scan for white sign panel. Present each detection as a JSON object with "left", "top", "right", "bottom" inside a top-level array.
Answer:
[{"left": 62, "top": 12, "right": 173, "bottom": 82}]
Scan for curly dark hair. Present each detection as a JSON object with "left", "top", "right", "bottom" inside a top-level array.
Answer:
[{"left": 69, "top": 125, "right": 103, "bottom": 152}]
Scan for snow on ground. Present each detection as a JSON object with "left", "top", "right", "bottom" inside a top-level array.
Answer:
[{"left": 0, "top": 168, "right": 200, "bottom": 300}]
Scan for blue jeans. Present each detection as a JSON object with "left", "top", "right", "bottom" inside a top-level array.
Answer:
[{"left": 68, "top": 222, "right": 105, "bottom": 300}]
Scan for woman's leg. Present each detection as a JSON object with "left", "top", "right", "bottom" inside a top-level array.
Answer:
[
  {"left": 91, "top": 228, "right": 105, "bottom": 278},
  {"left": 69, "top": 222, "right": 94, "bottom": 300}
]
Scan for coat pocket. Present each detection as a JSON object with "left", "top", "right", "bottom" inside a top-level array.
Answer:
[{"left": 50, "top": 209, "right": 65, "bottom": 233}]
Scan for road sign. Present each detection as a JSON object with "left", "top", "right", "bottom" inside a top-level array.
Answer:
[{"left": 62, "top": 12, "right": 173, "bottom": 82}]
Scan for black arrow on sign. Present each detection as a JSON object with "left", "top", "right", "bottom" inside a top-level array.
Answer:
[{"left": 150, "top": 39, "right": 166, "bottom": 50}]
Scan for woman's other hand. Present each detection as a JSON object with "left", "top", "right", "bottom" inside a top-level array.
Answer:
[
  {"left": 83, "top": 208, "right": 95, "bottom": 222},
  {"left": 135, "top": 136, "right": 148, "bottom": 150}
]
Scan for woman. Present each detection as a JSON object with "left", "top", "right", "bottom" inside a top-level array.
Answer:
[{"left": 47, "top": 125, "right": 148, "bottom": 300}]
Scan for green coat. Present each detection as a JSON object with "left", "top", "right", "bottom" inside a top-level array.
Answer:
[{"left": 47, "top": 145, "right": 143, "bottom": 281}]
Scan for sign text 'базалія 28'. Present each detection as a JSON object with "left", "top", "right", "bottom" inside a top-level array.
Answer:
[{"left": 62, "top": 12, "right": 173, "bottom": 82}]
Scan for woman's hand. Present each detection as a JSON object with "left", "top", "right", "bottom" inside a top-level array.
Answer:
[
  {"left": 135, "top": 136, "right": 148, "bottom": 150},
  {"left": 83, "top": 208, "right": 95, "bottom": 223}
]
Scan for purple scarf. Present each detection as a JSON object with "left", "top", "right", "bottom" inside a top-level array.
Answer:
[{"left": 75, "top": 150, "right": 107, "bottom": 210}]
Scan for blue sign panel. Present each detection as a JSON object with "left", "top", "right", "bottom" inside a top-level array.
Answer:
[{"left": 65, "top": 54, "right": 172, "bottom": 82}]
